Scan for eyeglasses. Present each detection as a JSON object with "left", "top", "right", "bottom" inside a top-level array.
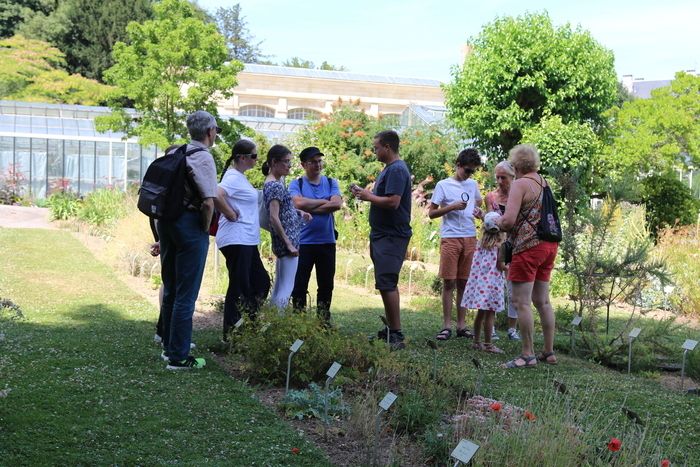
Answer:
[
  {"left": 305, "top": 159, "right": 323, "bottom": 166},
  {"left": 241, "top": 153, "right": 258, "bottom": 159},
  {"left": 212, "top": 126, "right": 222, "bottom": 134}
]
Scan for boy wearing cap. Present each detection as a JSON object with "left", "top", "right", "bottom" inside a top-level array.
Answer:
[{"left": 288, "top": 147, "right": 343, "bottom": 323}]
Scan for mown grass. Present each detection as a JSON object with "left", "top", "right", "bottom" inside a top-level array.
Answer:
[{"left": 0, "top": 228, "right": 328, "bottom": 466}]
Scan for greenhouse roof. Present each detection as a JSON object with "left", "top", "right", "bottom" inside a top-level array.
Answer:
[
  {"left": 243, "top": 64, "right": 442, "bottom": 87},
  {"left": 0, "top": 100, "right": 133, "bottom": 141}
]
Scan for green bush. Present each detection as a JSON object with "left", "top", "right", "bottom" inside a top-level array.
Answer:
[
  {"left": 642, "top": 174, "right": 700, "bottom": 238},
  {"left": 392, "top": 389, "right": 443, "bottom": 435},
  {"left": 77, "top": 188, "right": 128, "bottom": 227},
  {"left": 654, "top": 226, "right": 700, "bottom": 316},
  {"left": 230, "top": 308, "right": 389, "bottom": 386},
  {"left": 47, "top": 191, "right": 80, "bottom": 220}
]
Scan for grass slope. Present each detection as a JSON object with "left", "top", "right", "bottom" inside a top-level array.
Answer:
[{"left": 0, "top": 229, "right": 327, "bottom": 466}]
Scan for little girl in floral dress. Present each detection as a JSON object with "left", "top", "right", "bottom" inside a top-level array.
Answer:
[{"left": 461, "top": 217, "right": 507, "bottom": 354}]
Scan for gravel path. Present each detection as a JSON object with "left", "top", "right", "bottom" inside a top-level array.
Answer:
[{"left": 0, "top": 205, "right": 56, "bottom": 229}]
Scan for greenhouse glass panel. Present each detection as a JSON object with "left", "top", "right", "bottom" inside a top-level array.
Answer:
[
  {"left": 64, "top": 140, "right": 80, "bottom": 193},
  {"left": 14, "top": 137, "right": 30, "bottom": 196},
  {"left": 95, "top": 142, "right": 110, "bottom": 189},
  {"left": 80, "top": 141, "right": 96, "bottom": 194},
  {"left": 112, "top": 142, "right": 125, "bottom": 188},
  {"left": 0, "top": 137, "right": 12, "bottom": 174},
  {"left": 47, "top": 139, "right": 65, "bottom": 195},
  {"left": 30, "top": 138, "right": 47, "bottom": 198},
  {"left": 127, "top": 143, "right": 141, "bottom": 184}
]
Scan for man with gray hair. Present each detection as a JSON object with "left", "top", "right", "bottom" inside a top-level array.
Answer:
[{"left": 158, "top": 110, "right": 218, "bottom": 370}]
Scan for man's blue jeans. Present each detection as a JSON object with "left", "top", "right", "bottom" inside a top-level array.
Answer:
[{"left": 157, "top": 211, "right": 209, "bottom": 361}]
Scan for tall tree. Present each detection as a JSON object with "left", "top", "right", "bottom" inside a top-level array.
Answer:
[
  {"left": 445, "top": 12, "right": 617, "bottom": 155},
  {"left": 17, "top": 0, "right": 153, "bottom": 81},
  {"left": 602, "top": 72, "right": 700, "bottom": 178},
  {"left": 95, "top": 0, "right": 242, "bottom": 148},
  {"left": 0, "top": 0, "right": 54, "bottom": 38},
  {"left": 0, "top": 35, "right": 110, "bottom": 105},
  {"left": 214, "top": 4, "right": 265, "bottom": 63}
]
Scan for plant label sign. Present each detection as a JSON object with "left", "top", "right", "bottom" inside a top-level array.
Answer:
[
  {"left": 571, "top": 316, "right": 583, "bottom": 326},
  {"left": 234, "top": 318, "right": 244, "bottom": 329},
  {"left": 682, "top": 339, "right": 698, "bottom": 351},
  {"left": 289, "top": 339, "right": 304, "bottom": 353},
  {"left": 451, "top": 439, "right": 480, "bottom": 464},
  {"left": 379, "top": 392, "right": 397, "bottom": 411},
  {"left": 629, "top": 328, "right": 641, "bottom": 339},
  {"left": 326, "top": 361, "right": 341, "bottom": 378}
]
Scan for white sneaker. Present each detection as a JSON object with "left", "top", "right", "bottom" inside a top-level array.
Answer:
[
  {"left": 491, "top": 327, "right": 500, "bottom": 341},
  {"left": 507, "top": 328, "right": 521, "bottom": 340},
  {"left": 160, "top": 351, "right": 169, "bottom": 362},
  {"left": 190, "top": 342, "right": 196, "bottom": 350},
  {"left": 153, "top": 333, "right": 162, "bottom": 344}
]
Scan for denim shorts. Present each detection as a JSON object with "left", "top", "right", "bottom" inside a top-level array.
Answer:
[{"left": 370, "top": 235, "right": 410, "bottom": 291}]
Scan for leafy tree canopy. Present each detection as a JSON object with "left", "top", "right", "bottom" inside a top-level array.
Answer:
[
  {"left": 0, "top": 35, "right": 111, "bottom": 105},
  {"left": 214, "top": 4, "right": 267, "bottom": 63},
  {"left": 0, "top": 0, "right": 54, "bottom": 38},
  {"left": 96, "top": 0, "right": 243, "bottom": 148},
  {"left": 445, "top": 12, "right": 617, "bottom": 155},
  {"left": 521, "top": 114, "right": 602, "bottom": 194},
  {"left": 602, "top": 72, "right": 700, "bottom": 178},
  {"left": 17, "top": 0, "right": 153, "bottom": 81}
]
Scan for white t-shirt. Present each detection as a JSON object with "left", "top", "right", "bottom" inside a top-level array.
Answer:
[
  {"left": 431, "top": 177, "right": 482, "bottom": 238},
  {"left": 215, "top": 168, "right": 260, "bottom": 247}
]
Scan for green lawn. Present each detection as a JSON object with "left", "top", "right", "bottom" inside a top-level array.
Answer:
[
  {"left": 0, "top": 228, "right": 328, "bottom": 466},
  {"left": 2, "top": 227, "right": 699, "bottom": 465}
]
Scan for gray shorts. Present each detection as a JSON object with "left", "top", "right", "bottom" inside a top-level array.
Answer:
[{"left": 370, "top": 235, "right": 410, "bottom": 291}]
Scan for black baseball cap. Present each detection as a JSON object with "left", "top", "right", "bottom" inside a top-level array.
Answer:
[{"left": 299, "top": 146, "right": 324, "bottom": 162}]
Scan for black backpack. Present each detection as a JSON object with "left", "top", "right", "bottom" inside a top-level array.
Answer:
[
  {"left": 137, "top": 144, "right": 202, "bottom": 221},
  {"left": 526, "top": 176, "right": 562, "bottom": 243}
]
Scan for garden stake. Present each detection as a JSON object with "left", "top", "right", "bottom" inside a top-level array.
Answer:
[
  {"left": 471, "top": 357, "right": 482, "bottom": 394},
  {"left": 380, "top": 315, "right": 390, "bottom": 344},
  {"left": 627, "top": 328, "right": 641, "bottom": 374},
  {"left": 285, "top": 339, "right": 304, "bottom": 395},
  {"left": 680, "top": 339, "right": 699, "bottom": 390},
  {"left": 344, "top": 259, "right": 353, "bottom": 284},
  {"left": 365, "top": 264, "right": 374, "bottom": 289},
  {"left": 570, "top": 316, "right": 582, "bottom": 355},
  {"left": 374, "top": 392, "right": 397, "bottom": 466},
  {"left": 323, "top": 362, "right": 342, "bottom": 439}
]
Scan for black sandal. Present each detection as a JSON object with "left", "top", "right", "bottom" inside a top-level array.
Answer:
[
  {"left": 456, "top": 328, "right": 474, "bottom": 338},
  {"left": 503, "top": 354, "right": 538, "bottom": 369},
  {"left": 435, "top": 328, "right": 452, "bottom": 340}
]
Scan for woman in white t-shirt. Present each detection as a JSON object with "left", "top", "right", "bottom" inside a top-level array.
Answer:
[{"left": 215, "top": 140, "right": 271, "bottom": 340}]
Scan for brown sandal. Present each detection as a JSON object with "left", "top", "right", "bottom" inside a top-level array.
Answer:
[
  {"left": 537, "top": 351, "right": 558, "bottom": 365},
  {"left": 483, "top": 343, "right": 504, "bottom": 354},
  {"left": 502, "top": 354, "right": 538, "bottom": 369}
]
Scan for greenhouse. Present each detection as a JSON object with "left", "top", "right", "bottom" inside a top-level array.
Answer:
[{"left": 0, "top": 100, "right": 158, "bottom": 199}]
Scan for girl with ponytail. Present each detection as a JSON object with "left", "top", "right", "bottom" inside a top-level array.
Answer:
[{"left": 215, "top": 139, "right": 270, "bottom": 340}]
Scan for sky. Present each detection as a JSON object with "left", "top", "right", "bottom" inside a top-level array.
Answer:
[{"left": 198, "top": 0, "right": 699, "bottom": 83}]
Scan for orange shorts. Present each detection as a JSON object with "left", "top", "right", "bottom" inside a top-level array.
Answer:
[
  {"left": 439, "top": 237, "right": 477, "bottom": 280},
  {"left": 508, "top": 241, "right": 558, "bottom": 283}
]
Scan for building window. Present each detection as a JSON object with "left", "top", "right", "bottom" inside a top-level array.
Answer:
[
  {"left": 287, "top": 108, "right": 320, "bottom": 120},
  {"left": 239, "top": 105, "right": 275, "bottom": 118}
]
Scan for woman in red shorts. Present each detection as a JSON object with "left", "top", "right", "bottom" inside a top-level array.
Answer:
[{"left": 496, "top": 144, "right": 558, "bottom": 369}]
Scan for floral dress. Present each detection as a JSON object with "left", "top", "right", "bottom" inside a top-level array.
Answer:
[
  {"left": 263, "top": 179, "right": 301, "bottom": 258},
  {"left": 461, "top": 244, "right": 505, "bottom": 312}
]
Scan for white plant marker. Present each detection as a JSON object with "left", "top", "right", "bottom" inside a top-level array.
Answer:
[
  {"left": 681, "top": 339, "right": 698, "bottom": 390},
  {"left": 451, "top": 439, "right": 480, "bottom": 466},
  {"left": 571, "top": 316, "right": 583, "bottom": 353},
  {"left": 285, "top": 339, "right": 304, "bottom": 394},
  {"left": 374, "top": 392, "right": 398, "bottom": 464}
]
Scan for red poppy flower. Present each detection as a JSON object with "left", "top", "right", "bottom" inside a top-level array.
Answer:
[
  {"left": 660, "top": 460, "right": 670, "bottom": 467},
  {"left": 490, "top": 402, "right": 502, "bottom": 412},
  {"left": 291, "top": 447, "right": 300, "bottom": 455},
  {"left": 524, "top": 410, "right": 536, "bottom": 421},
  {"left": 607, "top": 438, "right": 622, "bottom": 452}
]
